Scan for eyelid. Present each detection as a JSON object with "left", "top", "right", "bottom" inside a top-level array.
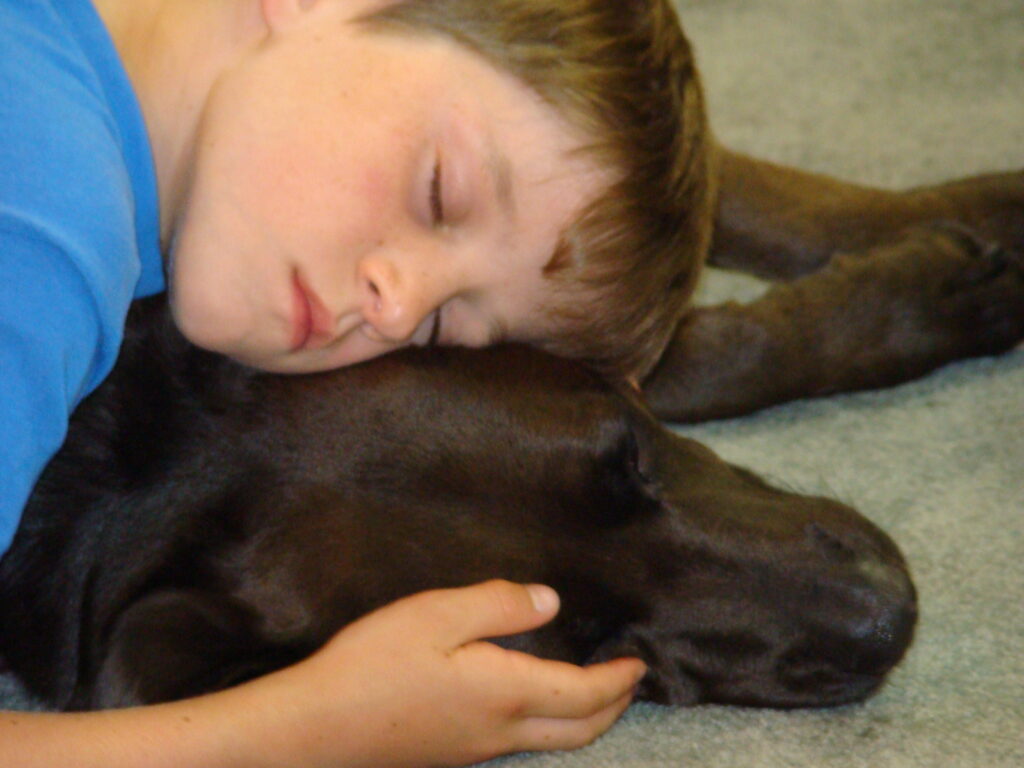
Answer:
[{"left": 430, "top": 156, "right": 444, "bottom": 226}]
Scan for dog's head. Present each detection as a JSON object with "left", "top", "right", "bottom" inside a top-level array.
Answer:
[
  {"left": 255, "top": 343, "right": 916, "bottom": 710},
  {"left": 579, "top": 415, "right": 917, "bottom": 708}
]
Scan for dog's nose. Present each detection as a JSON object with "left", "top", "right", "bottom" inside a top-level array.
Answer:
[
  {"left": 804, "top": 519, "right": 917, "bottom": 664},
  {"left": 813, "top": 519, "right": 917, "bottom": 653},
  {"left": 774, "top": 519, "right": 917, "bottom": 702},
  {"left": 843, "top": 558, "right": 918, "bottom": 674},
  {"left": 778, "top": 558, "right": 916, "bottom": 702}
]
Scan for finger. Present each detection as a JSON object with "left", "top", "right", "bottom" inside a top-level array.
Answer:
[
  {"left": 506, "top": 655, "right": 646, "bottom": 720},
  {"left": 409, "top": 580, "right": 561, "bottom": 649},
  {"left": 513, "top": 690, "right": 635, "bottom": 754}
]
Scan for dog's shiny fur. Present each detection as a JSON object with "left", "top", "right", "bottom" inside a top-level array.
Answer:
[{"left": 2, "top": 100, "right": 1023, "bottom": 716}]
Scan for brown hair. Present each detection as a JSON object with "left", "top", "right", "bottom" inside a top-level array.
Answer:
[{"left": 360, "top": 0, "right": 716, "bottom": 379}]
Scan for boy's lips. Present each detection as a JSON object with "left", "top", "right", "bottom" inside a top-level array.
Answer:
[{"left": 290, "top": 271, "right": 334, "bottom": 352}]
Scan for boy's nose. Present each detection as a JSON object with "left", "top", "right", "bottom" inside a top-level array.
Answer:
[{"left": 357, "top": 254, "right": 442, "bottom": 343}]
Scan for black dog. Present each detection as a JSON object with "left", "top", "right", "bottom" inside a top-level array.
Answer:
[{"left": 0, "top": 297, "right": 917, "bottom": 711}]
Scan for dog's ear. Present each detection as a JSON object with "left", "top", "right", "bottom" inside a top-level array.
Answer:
[
  {"left": 91, "top": 590, "right": 305, "bottom": 709},
  {"left": 587, "top": 625, "right": 702, "bottom": 705}
]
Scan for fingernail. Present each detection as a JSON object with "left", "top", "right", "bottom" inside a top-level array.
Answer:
[{"left": 526, "top": 584, "right": 560, "bottom": 613}]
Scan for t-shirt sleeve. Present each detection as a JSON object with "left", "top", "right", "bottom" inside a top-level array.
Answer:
[{"left": 0, "top": 230, "right": 109, "bottom": 556}]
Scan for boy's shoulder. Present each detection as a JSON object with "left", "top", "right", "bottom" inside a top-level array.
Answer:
[{"left": 0, "top": 0, "right": 163, "bottom": 299}]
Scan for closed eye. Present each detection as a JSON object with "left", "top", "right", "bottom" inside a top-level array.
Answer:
[{"left": 430, "top": 157, "right": 444, "bottom": 226}]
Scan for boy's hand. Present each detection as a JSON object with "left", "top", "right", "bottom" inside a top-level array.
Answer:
[{"left": 244, "top": 580, "right": 646, "bottom": 768}]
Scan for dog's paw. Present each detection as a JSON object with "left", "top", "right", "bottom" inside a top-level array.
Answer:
[
  {"left": 930, "top": 168, "right": 1024, "bottom": 255},
  {"left": 917, "top": 222, "right": 1024, "bottom": 355},
  {"left": 817, "top": 222, "right": 1024, "bottom": 387}
]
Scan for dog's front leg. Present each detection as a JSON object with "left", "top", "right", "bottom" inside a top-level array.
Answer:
[
  {"left": 644, "top": 225, "right": 1024, "bottom": 422},
  {"left": 710, "top": 147, "right": 1024, "bottom": 279}
]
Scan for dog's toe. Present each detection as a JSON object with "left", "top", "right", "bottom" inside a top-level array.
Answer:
[{"left": 921, "top": 224, "right": 1024, "bottom": 353}]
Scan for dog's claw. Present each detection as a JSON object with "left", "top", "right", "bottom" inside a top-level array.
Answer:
[{"left": 902, "top": 224, "right": 1024, "bottom": 356}]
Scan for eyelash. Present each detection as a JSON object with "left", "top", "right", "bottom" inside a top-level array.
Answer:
[{"left": 429, "top": 158, "right": 444, "bottom": 226}]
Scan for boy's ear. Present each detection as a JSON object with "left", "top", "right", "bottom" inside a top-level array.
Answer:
[{"left": 260, "top": 0, "right": 318, "bottom": 35}]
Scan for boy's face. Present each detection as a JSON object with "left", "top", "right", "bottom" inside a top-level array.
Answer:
[{"left": 168, "top": 1, "right": 606, "bottom": 373}]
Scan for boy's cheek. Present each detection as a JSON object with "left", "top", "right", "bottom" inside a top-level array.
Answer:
[
  {"left": 359, "top": 166, "right": 396, "bottom": 223},
  {"left": 167, "top": 255, "right": 248, "bottom": 357},
  {"left": 166, "top": 215, "right": 265, "bottom": 359}
]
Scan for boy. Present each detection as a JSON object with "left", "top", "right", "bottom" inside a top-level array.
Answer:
[{"left": 0, "top": 0, "right": 710, "bottom": 764}]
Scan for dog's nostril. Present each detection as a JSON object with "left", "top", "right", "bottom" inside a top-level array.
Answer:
[
  {"left": 845, "top": 602, "right": 917, "bottom": 678},
  {"left": 806, "top": 522, "right": 856, "bottom": 562},
  {"left": 789, "top": 553, "right": 917, "bottom": 683},
  {"left": 854, "top": 560, "right": 917, "bottom": 663},
  {"left": 819, "top": 559, "right": 917, "bottom": 679}
]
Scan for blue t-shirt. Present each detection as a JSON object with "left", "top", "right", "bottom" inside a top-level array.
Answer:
[{"left": 0, "top": 0, "right": 164, "bottom": 557}]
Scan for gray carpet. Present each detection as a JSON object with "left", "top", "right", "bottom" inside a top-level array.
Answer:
[{"left": 2, "top": 1, "right": 1022, "bottom": 766}]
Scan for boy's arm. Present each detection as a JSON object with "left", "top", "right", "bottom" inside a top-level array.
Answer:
[{"left": 0, "top": 581, "right": 645, "bottom": 768}]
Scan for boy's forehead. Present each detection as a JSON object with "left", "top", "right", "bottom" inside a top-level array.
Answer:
[{"left": 352, "top": 8, "right": 593, "bottom": 144}]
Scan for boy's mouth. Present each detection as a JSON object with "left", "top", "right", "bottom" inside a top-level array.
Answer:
[{"left": 290, "top": 270, "right": 333, "bottom": 352}]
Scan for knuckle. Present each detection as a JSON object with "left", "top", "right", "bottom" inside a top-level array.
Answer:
[
  {"left": 579, "top": 723, "right": 605, "bottom": 748},
  {"left": 583, "top": 709, "right": 620, "bottom": 745},
  {"left": 406, "top": 585, "right": 472, "bottom": 638},
  {"left": 488, "top": 729, "right": 519, "bottom": 760},
  {"left": 481, "top": 579, "right": 524, "bottom": 625},
  {"left": 494, "top": 688, "right": 529, "bottom": 720},
  {"left": 553, "top": 723, "right": 601, "bottom": 752},
  {"left": 408, "top": 587, "right": 452, "bottom": 625},
  {"left": 583, "top": 686, "right": 606, "bottom": 714}
]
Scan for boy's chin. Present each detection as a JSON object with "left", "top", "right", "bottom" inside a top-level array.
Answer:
[
  {"left": 171, "top": 309, "right": 401, "bottom": 374},
  {"left": 223, "top": 346, "right": 319, "bottom": 375},
  {"left": 226, "top": 342, "right": 385, "bottom": 376}
]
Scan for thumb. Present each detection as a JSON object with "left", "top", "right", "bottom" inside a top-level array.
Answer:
[{"left": 427, "top": 580, "right": 561, "bottom": 650}]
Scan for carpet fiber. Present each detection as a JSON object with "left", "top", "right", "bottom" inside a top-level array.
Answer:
[{"left": 2, "top": 1, "right": 1021, "bottom": 766}]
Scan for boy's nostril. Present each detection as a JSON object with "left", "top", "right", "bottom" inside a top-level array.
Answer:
[{"left": 363, "top": 278, "right": 384, "bottom": 317}]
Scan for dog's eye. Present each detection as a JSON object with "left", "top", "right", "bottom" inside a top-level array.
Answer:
[
  {"left": 604, "top": 427, "right": 655, "bottom": 490},
  {"left": 624, "top": 429, "right": 654, "bottom": 486},
  {"left": 591, "top": 426, "right": 661, "bottom": 526}
]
